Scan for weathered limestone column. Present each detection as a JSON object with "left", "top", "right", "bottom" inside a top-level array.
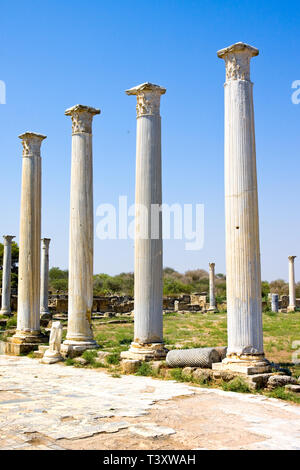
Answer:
[
  {"left": 40, "top": 238, "right": 51, "bottom": 317},
  {"left": 121, "top": 83, "right": 167, "bottom": 361},
  {"left": 208, "top": 262, "right": 216, "bottom": 311},
  {"left": 11, "top": 133, "right": 47, "bottom": 346},
  {"left": 0, "top": 235, "right": 15, "bottom": 316},
  {"left": 271, "top": 294, "right": 279, "bottom": 313},
  {"left": 63, "top": 105, "right": 100, "bottom": 351},
  {"left": 212, "top": 43, "right": 270, "bottom": 375},
  {"left": 288, "top": 256, "right": 296, "bottom": 312}
]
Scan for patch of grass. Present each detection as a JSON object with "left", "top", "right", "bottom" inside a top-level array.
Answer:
[
  {"left": 265, "top": 387, "right": 300, "bottom": 404},
  {"left": 170, "top": 368, "right": 185, "bottom": 382},
  {"left": 110, "top": 372, "right": 121, "bottom": 378},
  {"left": 27, "top": 351, "right": 36, "bottom": 358},
  {"left": 6, "top": 317, "right": 17, "bottom": 328},
  {"left": 82, "top": 349, "right": 98, "bottom": 364},
  {"left": 65, "top": 358, "right": 75, "bottom": 366},
  {"left": 135, "top": 362, "right": 153, "bottom": 376},
  {"left": 106, "top": 353, "right": 120, "bottom": 365},
  {"left": 221, "top": 377, "right": 250, "bottom": 393}
]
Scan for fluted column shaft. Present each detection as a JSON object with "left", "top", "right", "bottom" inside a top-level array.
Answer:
[
  {"left": 1, "top": 235, "right": 15, "bottom": 316},
  {"left": 64, "top": 105, "right": 100, "bottom": 348},
  {"left": 209, "top": 263, "right": 216, "bottom": 309},
  {"left": 14, "top": 133, "right": 46, "bottom": 342},
  {"left": 40, "top": 238, "right": 50, "bottom": 315},
  {"left": 220, "top": 43, "right": 264, "bottom": 358},
  {"left": 122, "top": 83, "right": 167, "bottom": 360},
  {"left": 288, "top": 256, "right": 296, "bottom": 312}
]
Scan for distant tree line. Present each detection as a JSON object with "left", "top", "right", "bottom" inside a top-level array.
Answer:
[{"left": 1, "top": 242, "right": 299, "bottom": 300}]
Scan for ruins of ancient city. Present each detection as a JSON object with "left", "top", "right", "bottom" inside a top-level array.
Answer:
[{"left": 0, "top": 0, "right": 300, "bottom": 456}]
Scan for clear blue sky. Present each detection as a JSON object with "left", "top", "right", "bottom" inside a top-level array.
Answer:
[{"left": 0, "top": 0, "right": 299, "bottom": 281}]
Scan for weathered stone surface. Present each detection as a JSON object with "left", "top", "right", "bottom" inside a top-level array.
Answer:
[
  {"left": 73, "top": 357, "right": 88, "bottom": 365},
  {"left": 192, "top": 368, "right": 213, "bottom": 382},
  {"left": 166, "top": 347, "right": 220, "bottom": 368},
  {"left": 182, "top": 367, "right": 196, "bottom": 377},
  {"left": 151, "top": 361, "right": 165, "bottom": 373},
  {"left": 97, "top": 351, "right": 110, "bottom": 362},
  {"left": 245, "top": 373, "right": 273, "bottom": 390},
  {"left": 267, "top": 375, "right": 297, "bottom": 390},
  {"left": 212, "top": 370, "right": 235, "bottom": 382},
  {"left": 128, "top": 422, "right": 176, "bottom": 438},
  {"left": 121, "top": 359, "right": 141, "bottom": 374},
  {"left": 285, "top": 384, "right": 300, "bottom": 393}
]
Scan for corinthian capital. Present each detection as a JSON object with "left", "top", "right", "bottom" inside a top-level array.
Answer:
[
  {"left": 126, "top": 82, "right": 166, "bottom": 118},
  {"left": 3, "top": 235, "right": 15, "bottom": 246},
  {"left": 19, "top": 132, "right": 47, "bottom": 157},
  {"left": 65, "top": 104, "right": 100, "bottom": 134},
  {"left": 218, "top": 42, "right": 259, "bottom": 82},
  {"left": 288, "top": 255, "right": 297, "bottom": 262}
]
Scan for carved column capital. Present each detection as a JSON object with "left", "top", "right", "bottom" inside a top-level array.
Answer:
[
  {"left": 126, "top": 82, "right": 166, "bottom": 118},
  {"left": 3, "top": 235, "right": 15, "bottom": 246},
  {"left": 41, "top": 238, "right": 51, "bottom": 250},
  {"left": 65, "top": 104, "right": 100, "bottom": 134},
  {"left": 288, "top": 255, "right": 297, "bottom": 263},
  {"left": 19, "top": 132, "right": 47, "bottom": 157},
  {"left": 218, "top": 42, "right": 259, "bottom": 82}
]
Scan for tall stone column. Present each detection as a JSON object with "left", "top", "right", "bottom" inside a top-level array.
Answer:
[
  {"left": 212, "top": 43, "right": 270, "bottom": 375},
  {"left": 40, "top": 238, "right": 51, "bottom": 317},
  {"left": 63, "top": 105, "right": 100, "bottom": 351},
  {"left": 1, "top": 235, "right": 15, "bottom": 316},
  {"left": 11, "top": 133, "right": 47, "bottom": 346},
  {"left": 208, "top": 262, "right": 216, "bottom": 311},
  {"left": 288, "top": 256, "right": 296, "bottom": 312},
  {"left": 121, "top": 83, "right": 167, "bottom": 361}
]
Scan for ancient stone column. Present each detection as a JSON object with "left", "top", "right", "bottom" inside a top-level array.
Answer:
[
  {"left": 271, "top": 293, "right": 279, "bottom": 313},
  {"left": 121, "top": 83, "right": 167, "bottom": 361},
  {"left": 63, "top": 105, "right": 100, "bottom": 351},
  {"left": 288, "top": 256, "right": 296, "bottom": 312},
  {"left": 11, "top": 133, "right": 47, "bottom": 346},
  {"left": 212, "top": 43, "right": 270, "bottom": 375},
  {"left": 40, "top": 238, "right": 51, "bottom": 317},
  {"left": 208, "top": 262, "right": 216, "bottom": 311},
  {"left": 0, "top": 235, "right": 15, "bottom": 316}
]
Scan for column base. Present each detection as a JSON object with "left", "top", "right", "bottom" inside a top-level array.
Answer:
[
  {"left": 287, "top": 306, "right": 296, "bottom": 313},
  {"left": 10, "top": 330, "right": 48, "bottom": 345},
  {"left": 62, "top": 339, "right": 99, "bottom": 355},
  {"left": 212, "top": 354, "right": 271, "bottom": 375},
  {"left": 207, "top": 307, "right": 218, "bottom": 313},
  {"left": 41, "top": 349, "right": 63, "bottom": 364},
  {"left": 120, "top": 342, "right": 168, "bottom": 361},
  {"left": 3, "top": 331, "right": 47, "bottom": 355}
]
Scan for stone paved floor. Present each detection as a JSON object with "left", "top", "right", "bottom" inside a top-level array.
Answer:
[{"left": 1, "top": 355, "right": 300, "bottom": 450}]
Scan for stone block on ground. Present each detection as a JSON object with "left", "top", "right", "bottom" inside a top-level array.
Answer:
[
  {"left": 245, "top": 373, "right": 273, "bottom": 390},
  {"left": 97, "top": 351, "right": 110, "bottom": 363},
  {"left": 182, "top": 367, "right": 196, "bottom": 378},
  {"left": 285, "top": 384, "right": 300, "bottom": 393},
  {"left": 267, "top": 375, "right": 298, "bottom": 390},
  {"left": 121, "top": 359, "right": 141, "bottom": 374},
  {"left": 151, "top": 361, "right": 165, "bottom": 373},
  {"left": 192, "top": 368, "right": 213, "bottom": 382},
  {"left": 73, "top": 357, "right": 88, "bottom": 365},
  {"left": 212, "top": 370, "right": 235, "bottom": 382},
  {"left": 166, "top": 347, "right": 220, "bottom": 369}
]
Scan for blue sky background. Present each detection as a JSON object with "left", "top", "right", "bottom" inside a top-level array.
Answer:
[{"left": 0, "top": 0, "right": 299, "bottom": 281}]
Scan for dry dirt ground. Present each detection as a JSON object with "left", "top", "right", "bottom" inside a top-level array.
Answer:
[{"left": 1, "top": 355, "right": 300, "bottom": 450}]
